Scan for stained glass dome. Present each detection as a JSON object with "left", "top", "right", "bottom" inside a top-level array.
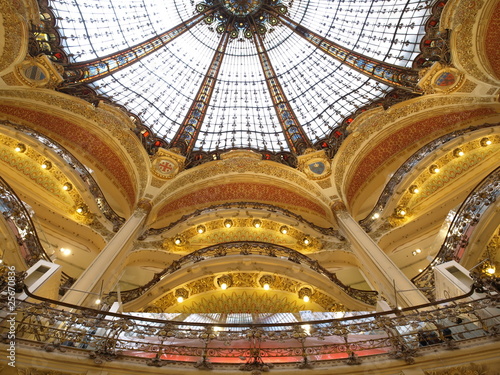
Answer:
[{"left": 50, "top": 0, "right": 432, "bottom": 153}]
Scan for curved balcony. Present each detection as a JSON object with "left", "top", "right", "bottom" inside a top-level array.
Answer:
[
  {"left": 1, "top": 273, "right": 499, "bottom": 373},
  {"left": 113, "top": 242, "right": 378, "bottom": 308},
  {"left": 412, "top": 167, "right": 500, "bottom": 298}
]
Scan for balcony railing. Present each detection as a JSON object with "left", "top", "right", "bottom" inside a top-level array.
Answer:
[
  {"left": 1, "top": 120, "right": 125, "bottom": 231},
  {"left": 1, "top": 271, "right": 499, "bottom": 372},
  {"left": 113, "top": 241, "right": 378, "bottom": 306},
  {"left": 359, "top": 123, "right": 498, "bottom": 233},
  {"left": 412, "top": 167, "right": 500, "bottom": 298}
]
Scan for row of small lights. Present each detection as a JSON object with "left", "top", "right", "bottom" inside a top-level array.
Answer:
[
  {"left": 370, "top": 138, "right": 494, "bottom": 221},
  {"left": 174, "top": 275, "right": 313, "bottom": 304},
  {"left": 174, "top": 221, "right": 312, "bottom": 246},
  {"left": 15, "top": 144, "right": 87, "bottom": 215}
]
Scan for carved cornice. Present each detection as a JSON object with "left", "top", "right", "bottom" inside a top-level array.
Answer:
[
  {"left": 359, "top": 123, "right": 499, "bottom": 231},
  {"left": 116, "top": 241, "right": 377, "bottom": 306}
]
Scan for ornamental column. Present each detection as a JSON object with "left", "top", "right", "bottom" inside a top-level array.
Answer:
[
  {"left": 61, "top": 200, "right": 152, "bottom": 307},
  {"left": 331, "top": 201, "right": 429, "bottom": 308}
]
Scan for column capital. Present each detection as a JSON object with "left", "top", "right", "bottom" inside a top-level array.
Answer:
[
  {"left": 330, "top": 200, "right": 347, "bottom": 213},
  {"left": 136, "top": 198, "right": 153, "bottom": 215}
]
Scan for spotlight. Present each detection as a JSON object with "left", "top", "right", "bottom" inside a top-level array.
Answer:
[
  {"left": 75, "top": 206, "right": 87, "bottom": 214},
  {"left": 41, "top": 160, "right": 52, "bottom": 170},
  {"left": 298, "top": 287, "right": 312, "bottom": 302},
  {"left": 416, "top": 248, "right": 422, "bottom": 254},
  {"left": 372, "top": 213, "right": 380, "bottom": 219},
  {"left": 395, "top": 206, "right": 407, "bottom": 218},
  {"left": 429, "top": 165, "right": 440, "bottom": 174},
  {"left": 259, "top": 275, "right": 274, "bottom": 290},
  {"left": 175, "top": 288, "right": 188, "bottom": 303},
  {"left": 15, "top": 143, "right": 26, "bottom": 153},
  {"left": 95, "top": 299, "right": 101, "bottom": 305},
  {"left": 62, "top": 182, "right": 73, "bottom": 191},
  {"left": 453, "top": 148, "right": 464, "bottom": 157},
  {"left": 303, "top": 237, "right": 311, "bottom": 246},
  {"left": 224, "top": 219, "right": 233, "bottom": 228},
  {"left": 174, "top": 237, "right": 183, "bottom": 245},
  {"left": 60, "top": 248, "right": 71, "bottom": 256},
  {"left": 409, "top": 185, "right": 419, "bottom": 194},
  {"left": 196, "top": 225, "right": 206, "bottom": 234},
  {"left": 217, "top": 275, "right": 232, "bottom": 290},
  {"left": 280, "top": 225, "right": 288, "bottom": 234},
  {"left": 480, "top": 137, "right": 492, "bottom": 147},
  {"left": 486, "top": 264, "right": 496, "bottom": 275},
  {"left": 253, "top": 219, "right": 262, "bottom": 228}
]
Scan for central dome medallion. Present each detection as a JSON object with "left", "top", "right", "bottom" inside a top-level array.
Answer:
[
  {"left": 197, "top": 0, "right": 290, "bottom": 39},
  {"left": 220, "top": 0, "right": 263, "bottom": 17}
]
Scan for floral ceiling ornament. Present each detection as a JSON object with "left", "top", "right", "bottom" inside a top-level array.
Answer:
[{"left": 196, "top": 0, "right": 290, "bottom": 39}]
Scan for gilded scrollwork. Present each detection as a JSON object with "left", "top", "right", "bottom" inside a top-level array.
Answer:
[{"left": 0, "top": 0, "right": 25, "bottom": 72}]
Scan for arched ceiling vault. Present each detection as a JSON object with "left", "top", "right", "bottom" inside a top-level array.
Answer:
[
  {"left": 333, "top": 98, "right": 500, "bottom": 217},
  {"left": 149, "top": 152, "right": 335, "bottom": 228},
  {"left": 0, "top": 92, "right": 151, "bottom": 216}
]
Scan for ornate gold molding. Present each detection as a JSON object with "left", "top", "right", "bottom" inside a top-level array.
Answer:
[
  {"left": 297, "top": 149, "right": 332, "bottom": 180},
  {"left": 0, "top": 0, "right": 26, "bottom": 73},
  {"left": 13, "top": 55, "right": 63, "bottom": 89},
  {"left": 334, "top": 95, "right": 498, "bottom": 199},
  {"left": 154, "top": 153, "right": 330, "bottom": 206},
  {"left": 0, "top": 89, "right": 149, "bottom": 198}
]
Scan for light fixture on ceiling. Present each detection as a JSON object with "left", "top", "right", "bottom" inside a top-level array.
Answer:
[
  {"left": 259, "top": 275, "right": 274, "bottom": 291},
  {"left": 298, "top": 287, "right": 312, "bottom": 303},
  {"left": 196, "top": 225, "right": 206, "bottom": 234},
  {"left": 429, "top": 164, "right": 440, "bottom": 174},
  {"left": 372, "top": 212, "right": 380, "bottom": 220},
  {"left": 59, "top": 248, "right": 71, "bottom": 256},
  {"left": 217, "top": 275, "right": 232, "bottom": 290},
  {"left": 409, "top": 185, "right": 419, "bottom": 194},
  {"left": 224, "top": 219, "right": 233, "bottom": 228},
  {"left": 41, "top": 160, "right": 52, "bottom": 170},
  {"left": 395, "top": 206, "right": 407, "bottom": 218},
  {"left": 14, "top": 143, "right": 26, "bottom": 153},
  {"left": 252, "top": 219, "right": 262, "bottom": 228},
  {"left": 175, "top": 288, "right": 189, "bottom": 303},
  {"left": 75, "top": 205, "right": 87, "bottom": 214},
  {"left": 280, "top": 225, "right": 288, "bottom": 234},
  {"left": 486, "top": 264, "right": 496, "bottom": 275},
  {"left": 480, "top": 137, "right": 492, "bottom": 147},
  {"left": 453, "top": 148, "right": 464, "bottom": 158},
  {"left": 302, "top": 236, "right": 311, "bottom": 246},
  {"left": 62, "top": 182, "right": 73, "bottom": 191},
  {"left": 174, "top": 236, "right": 183, "bottom": 246}
]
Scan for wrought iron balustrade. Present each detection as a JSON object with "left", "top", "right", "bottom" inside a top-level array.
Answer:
[
  {"left": 0, "top": 176, "right": 50, "bottom": 267},
  {"left": 1, "top": 280, "right": 499, "bottom": 371},
  {"left": 359, "top": 123, "right": 498, "bottom": 232},
  {"left": 114, "top": 241, "right": 378, "bottom": 306},
  {"left": 145, "top": 202, "right": 344, "bottom": 239},
  {"left": 412, "top": 167, "right": 500, "bottom": 298}
]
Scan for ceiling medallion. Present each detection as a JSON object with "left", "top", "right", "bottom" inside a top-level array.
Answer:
[{"left": 196, "top": 0, "right": 290, "bottom": 39}]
